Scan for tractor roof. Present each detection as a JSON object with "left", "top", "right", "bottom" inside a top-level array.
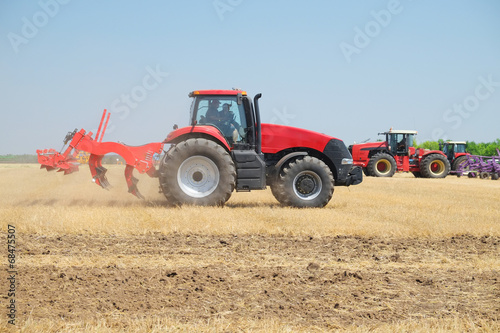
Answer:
[
  {"left": 446, "top": 141, "right": 467, "bottom": 145},
  {"left": 379, "top": 130, "right": 418, "bottom": 135},
  {"left": 189, "top": 89, "right": 247, "bottom": 97}
]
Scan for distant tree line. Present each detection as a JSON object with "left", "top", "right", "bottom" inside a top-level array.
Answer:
[
  {"left": 0, "top": 154, "right": 125, "bottom": 164},
  {"left": 417, "top": 139, "right": 500, "bottom": 156},
  {"left": 0, "top": 154, "right": 38, "bottom": 163}
]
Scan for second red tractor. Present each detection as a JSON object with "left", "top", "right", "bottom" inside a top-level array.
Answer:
[{"left": 349, "top": 129, "right": 451, "bottom": 178}]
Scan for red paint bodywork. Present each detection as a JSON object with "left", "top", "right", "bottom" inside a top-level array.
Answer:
[
  {"left": 350, "top": 141, "right": 388, "bottom": 167},
  {"left": 190, "top": 89, "right": 246, "bottom": 96},
  {"left": 165, "top": 123, "right": 339, "bottom": 155},
  {"left": 261, "top": 123, "right": 336, "bottom": 154},
  {"left": 164, "top": 125, "right": 231, "bottom": 150}
]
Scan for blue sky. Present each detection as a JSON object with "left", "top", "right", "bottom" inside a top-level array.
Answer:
[{"left": 1, "top": 0, "right": 499, "bottom": 154}]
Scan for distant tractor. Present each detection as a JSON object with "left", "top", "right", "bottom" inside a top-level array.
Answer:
[
  {"left": 440, "top": 141, "right": 469, "bottom": 171},
  {"left": 76, "top": 151, "right": 90, "bottom": 164},
  {"left": 349, "top": 129, "right": 450, "bottom": 178}
]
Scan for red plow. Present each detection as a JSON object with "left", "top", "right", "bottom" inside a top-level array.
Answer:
[{"left": 37, "top": 110, "right": 164, "bottom": 199}]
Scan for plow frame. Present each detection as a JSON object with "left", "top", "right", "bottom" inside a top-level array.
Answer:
[
  {"left": 453, "top": 149, "right": 500, "bottom": 179},
  {"left": 36, "top": 109, "right": 164, "bottom": 198}
]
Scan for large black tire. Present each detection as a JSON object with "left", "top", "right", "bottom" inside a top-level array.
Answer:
[
  {"left": 452, "top": 155, "right": 468, "bottom": 171},
  {"left": 159, "top": 138, "right": 235, "bottom": 206},
  {"left": 366, "top": 153, "right": 397, "bottom": 177},
  {"left": 419, "top": 154, "right": 450, "bottom": 178},
  {"left": 270, "top": 156, "right": 334, "bottom": 208}
]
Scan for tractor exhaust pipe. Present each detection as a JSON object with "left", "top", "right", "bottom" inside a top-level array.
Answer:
[{"left": 253, "top": 93, "right": 262, "bottom": 155}]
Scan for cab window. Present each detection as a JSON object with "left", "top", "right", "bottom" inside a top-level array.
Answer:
[
  {"left": 456, "top": 144, "right": 466, "bottom": 153},
  {"left": 193, "top": 96, "right": 247, "bottom": 144}
]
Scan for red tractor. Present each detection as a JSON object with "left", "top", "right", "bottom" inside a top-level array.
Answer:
[
  {"left": 37, "top": 89, "right": 362, "bottom": 207},
  {"left": 348, "top": 129, "right": 450, "bottom": 178},
  {"left": 440, "top": 141, "right": 469, "bottom": 171}
]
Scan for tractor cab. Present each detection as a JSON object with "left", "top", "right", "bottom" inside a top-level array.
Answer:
[
  {"left": 187, "top": 89, "right": 266, "bottom": 191},
  {"left": 380, "top": 130, "right": 417, "bottom": 156},
  {"left": 441, "top": 141, "right": 467, "bottom": 161},
  {"left": 188, "top": 90, "right": 261, "bottom": 151},
  {"left": 190, "top": 93, "right": 248, "bottom": 145}
]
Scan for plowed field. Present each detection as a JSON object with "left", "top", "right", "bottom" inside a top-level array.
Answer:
[{"left": 0, "top": 164, "right": 499, "bottom": 332}]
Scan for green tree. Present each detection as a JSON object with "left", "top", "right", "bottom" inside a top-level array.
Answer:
[
  {"left": 417, "top": 140, "right": 500, "bottom": 156},
  {"left": 417, "top": 140, "right": 440, "bottom": 150}
]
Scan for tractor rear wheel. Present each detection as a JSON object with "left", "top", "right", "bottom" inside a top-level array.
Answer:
[
  {"left": 270, "top": 156, "right": 334, "bottom": 208},
  {"left": 366, "top": 153, "right": 397, "bottom": 177},
  {"left": 159, "top": 138, "right": 235, "bottom": 206},
  {"left": 420, "top": 154, "right": 450, "bottom": 178},
  {"left": 452, "top": 155, "right": 468, "bottom": 171}
]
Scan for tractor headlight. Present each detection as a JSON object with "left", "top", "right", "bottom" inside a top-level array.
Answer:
[{"left": 342, "top": 158, "right": 353, "bottom": 165}]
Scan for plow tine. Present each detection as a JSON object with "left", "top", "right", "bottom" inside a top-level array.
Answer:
[
  {"left": 88, "top": 154, "right": 111, "bottom": 189},
  {"left": 125, "top": 165, "right": 144, "bottom": 199},
  {"left": 94, "top": 166, "right": 111, "bottom": 189},
  {"left": 41, "top": 165, "right": 56, "bottom": 171}
]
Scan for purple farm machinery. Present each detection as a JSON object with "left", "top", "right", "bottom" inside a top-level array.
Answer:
[{"left": 453, "top": 149, "right": 500, "bottom": 180}]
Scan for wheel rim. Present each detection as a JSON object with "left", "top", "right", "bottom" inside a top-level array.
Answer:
[
  {"left": 429, "top": 160, "right": 445, "bottom": 175},
  {"left": 177, "top": 156, "right": 219, "bottom": 198},
  {"left": 376, "top": 159, "right": 391, "bottom": 175},
  {"left": 293, "top": 171, "right": 322, "bottom": 200}
]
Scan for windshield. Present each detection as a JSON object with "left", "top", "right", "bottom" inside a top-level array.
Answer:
[
  {"left": 388, "top": 133, "right": 414, "bottom": 153},
  {"left": 455, "top": 144, "right": 466, "bottom": 153},
  {"left": 192, "top": 96, "right": 247, "bottom": 145}
]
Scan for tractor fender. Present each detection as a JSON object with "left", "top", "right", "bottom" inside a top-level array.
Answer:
[
  {"left": 163, "top": 125, "right": 230, "bottom": 151},
  {"left": 267, "top": 151, "right": 308, "bottom": 184},
  {"left": 275, "top": 151, "right": 308, "bottom": 171},
  {"left": 421, "top": 150, "right": 446, "bottom": 158}
]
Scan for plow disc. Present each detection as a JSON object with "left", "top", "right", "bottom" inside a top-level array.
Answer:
[{"left": 37, "top": 110, "right": 164, "bottom": 198}]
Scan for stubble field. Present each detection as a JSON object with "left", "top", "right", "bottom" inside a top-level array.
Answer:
[{"left": 0, "top": 164, "right": 499, "bottom": 332}]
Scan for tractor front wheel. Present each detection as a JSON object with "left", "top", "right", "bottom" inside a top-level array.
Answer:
[
  {"left": 420, "top": 154, "right": 450, "bottom": 178},
  {"left": 366, "top": 153, "right": 397, "bottom": 177},
  {"left": 270, "top": 156, "right": 334, "bottom": 208},
  {"left": 159, "top": 138, "right": 235, "bottom": 206}
]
